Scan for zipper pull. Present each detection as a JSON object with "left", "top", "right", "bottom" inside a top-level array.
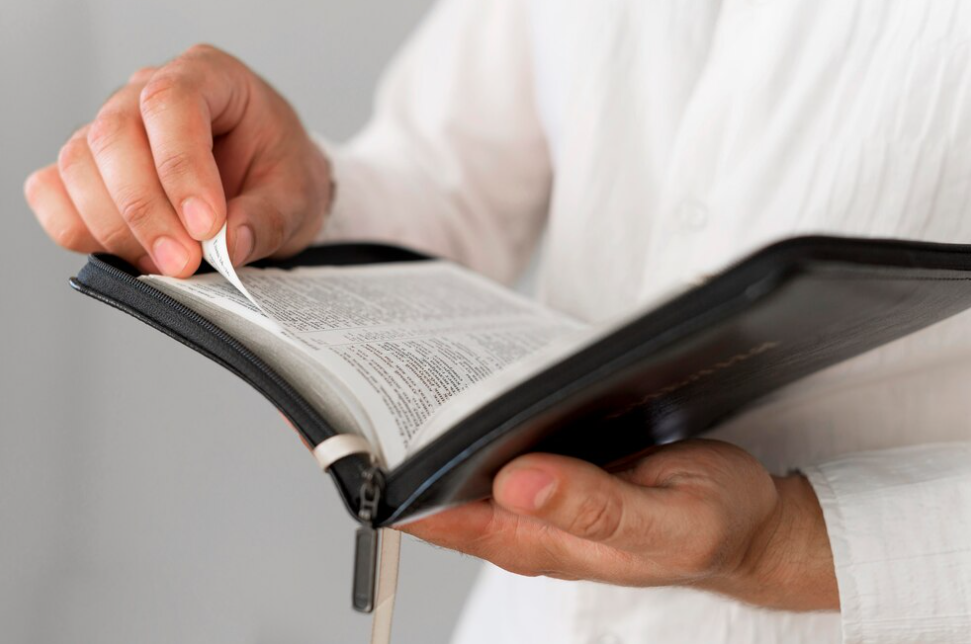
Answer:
[{"left": 352, "top": 467, "right": 381, "bottom": 613}]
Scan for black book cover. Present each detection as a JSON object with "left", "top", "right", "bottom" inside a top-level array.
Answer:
[{"left": 70, "top": 236, "right": 971, "bottom": 526}]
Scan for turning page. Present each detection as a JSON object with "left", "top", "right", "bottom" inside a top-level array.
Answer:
[{"left": 142, "top": 228, "right": 586, "bottom": 467}]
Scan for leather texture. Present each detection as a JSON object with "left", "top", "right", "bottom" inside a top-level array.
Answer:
[{"left": 70, "top": 237, "right": 971, "bottom": 526}]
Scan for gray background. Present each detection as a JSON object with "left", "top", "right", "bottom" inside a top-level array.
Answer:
[{"left": 0, "top": 1, "right": 486, "bottom": 642}]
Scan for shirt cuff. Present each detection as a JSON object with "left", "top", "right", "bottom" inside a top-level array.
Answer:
[{"left": 802, "top": 443, "right": 971, "bottom": 644}]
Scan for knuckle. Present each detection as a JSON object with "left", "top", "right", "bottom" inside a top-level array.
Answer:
[
  {"left": 118, "top": 193, "right": 157, "bottom": 230},
  {"left": 182, "top": 43, "right": 242, "bottom": 78},
  {"left": 98, "top": 222, "right": 135, "bottom": 252},
  {"left": 53, "top": 221, "right": 89, "bottom": 251},
  {"left": 87, "top": 109, "right": 129, "bottom": 156},
  {"left": 154, "top": 147, "right": 195, "bottom": 181},
  {"left": 57, "top": 134, "right": 89, "bottom": 176},
  {"left": 128, "top": 66, "right": 157, "bottom": 84},
  {"left": 567, "top": 493, "right": 621, "bottom": 541},
  {"left": 185, "top": 42, "right": 222, "bottom": 59},
  {"left": 23, "top": 168, "right": 50, "bottom": 206},
  {"left": 139, "top": 76, "right": 181, "bottom": 116}
]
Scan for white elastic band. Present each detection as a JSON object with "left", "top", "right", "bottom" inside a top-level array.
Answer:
[
  {"left": 312, "top": 434, "right": 374, "bottom": 471},
  {"left": 370, "top": 529, "right": 401, "bottom": 644}
]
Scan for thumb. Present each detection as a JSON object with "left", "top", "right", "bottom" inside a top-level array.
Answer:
[{"left": 493, "top": 454, "right": 673, "bottom": 549}]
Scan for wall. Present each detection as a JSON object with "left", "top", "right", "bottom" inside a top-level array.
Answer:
[{"left": 0, "top": 1, "right": 483, "bottom": 642}]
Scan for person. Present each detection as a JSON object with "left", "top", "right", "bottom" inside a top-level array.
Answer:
[{"left": 24, "top": 1, "right": 971, "bottom": 642}]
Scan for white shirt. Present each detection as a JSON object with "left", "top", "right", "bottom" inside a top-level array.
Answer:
[{"left": 318, "top": 0, "right": 971, "bottom": 642}]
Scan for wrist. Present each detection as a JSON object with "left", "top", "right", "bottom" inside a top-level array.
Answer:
[{"left": 711, "top": 474, "right": 839, "bottom": 611}]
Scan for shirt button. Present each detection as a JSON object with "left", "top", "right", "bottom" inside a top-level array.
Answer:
[{"left": 675, "top": 199, "right": 709, "bottom": 231}]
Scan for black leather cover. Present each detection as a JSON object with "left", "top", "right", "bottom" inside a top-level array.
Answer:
[{"left": 70, "top": 236, "right": 971, "bottom": 526}]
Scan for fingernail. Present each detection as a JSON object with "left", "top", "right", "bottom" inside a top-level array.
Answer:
[
  {"left": 182, "top": 197, "right": 216, "bottom": 239},
  {"left": 500, "top": 468, "right": 556, "bottom": 512},
  {"left": 153, "top": 236, "right": 190, "bottom": 276},
  {"left": 232, "top": 225, "right": 254, "bottom": 266}
]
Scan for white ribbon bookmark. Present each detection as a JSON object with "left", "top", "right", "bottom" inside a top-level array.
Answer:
[
  {"left": 370, "top": 529, "right": 401, "bottom": 644},
  {"left": 202, "top": 229, "right": 401, "bottom": 644},
  {"left": 312, "top": 433, "right": 401, "bottom": 644},
  {"left": 312, "top": 434, "right": 375, "bottom": 472}
]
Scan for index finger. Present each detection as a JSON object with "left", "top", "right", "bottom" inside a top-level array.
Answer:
[{"left": 138, "top": 45, "right": 245, "bottom": 241}]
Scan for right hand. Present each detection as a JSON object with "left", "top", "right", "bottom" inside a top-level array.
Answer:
[{"left": 24, "top": 44, "right": 333, "bottom": 276}]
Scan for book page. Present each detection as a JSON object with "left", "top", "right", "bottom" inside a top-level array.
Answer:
[
  {"left": 405, "top": 275, "right": 703, "bottom": 456},
  {"left": 143, "top": 241, "right": 586, "bottom": 467}
]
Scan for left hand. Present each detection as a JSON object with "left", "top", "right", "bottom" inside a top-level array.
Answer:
[{"left": 400, "top": 439, "right": 839, "bottom": 611}]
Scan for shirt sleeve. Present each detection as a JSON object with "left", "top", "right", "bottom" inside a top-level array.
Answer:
[
  {"left": 313, "top": 0, "right": 551, "bottom": 285},
  {"left": 802, "top": 442, "right": 971, "bottom": 644}
]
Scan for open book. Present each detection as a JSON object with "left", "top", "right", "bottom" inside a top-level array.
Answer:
[
  {"left": 71, "top": 233, "right": 971, "bottom": 532},
  {"left": 143, "top": 235, "right": 594, "bottom": 470}
]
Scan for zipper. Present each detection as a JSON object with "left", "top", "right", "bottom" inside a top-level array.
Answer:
[
  {"left": 80, "top": 255, "right": 337, "bottom": 445},
  {"left": 352, "top": 464, "right": 383, "bottom": 613},
  {"left": 81, "top": 257, "right": 391, "bottom": 612}
]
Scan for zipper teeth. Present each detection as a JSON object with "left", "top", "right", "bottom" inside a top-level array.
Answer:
[
  {"left": 357, "top": 465, "right": 382, "bottom": 524},
  {"left": 83, "top": 256, "right": 339, "bottom": 450}
]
